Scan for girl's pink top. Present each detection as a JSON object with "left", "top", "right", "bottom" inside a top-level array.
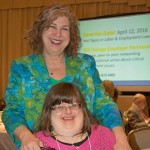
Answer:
[{"left": 35, "top": 125, "right": 116, "bottom": 150}]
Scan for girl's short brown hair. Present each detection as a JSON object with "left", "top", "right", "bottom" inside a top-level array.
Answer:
[{"left": 36, "top": 82, "right": 99, "bottom": 135}]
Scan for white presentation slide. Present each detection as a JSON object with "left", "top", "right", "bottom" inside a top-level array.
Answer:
[{"left": 79, "top": 13, "right": 150, "bottom": 88}]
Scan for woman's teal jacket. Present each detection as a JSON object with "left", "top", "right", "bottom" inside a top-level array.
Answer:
[{"left": 2, "top": 53, "right": 122, "bottom": 147}]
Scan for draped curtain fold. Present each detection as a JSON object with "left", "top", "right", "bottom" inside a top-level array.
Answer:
[{"left": 0, "top": 0, "right": 150, "bottom": 98}]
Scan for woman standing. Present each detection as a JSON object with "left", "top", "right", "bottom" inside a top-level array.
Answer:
[{"left": 2, "top": 3, "right": 131, "bottom": 150}]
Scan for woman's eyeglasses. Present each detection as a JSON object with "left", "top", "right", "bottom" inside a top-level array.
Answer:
[{"left": 50, "top": 103, "right": 82, "bottom": 113}]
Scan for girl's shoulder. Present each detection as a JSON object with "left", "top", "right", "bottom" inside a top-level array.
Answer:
[{"left": 91, "top": 125, "right": 115, "bottom": 138}]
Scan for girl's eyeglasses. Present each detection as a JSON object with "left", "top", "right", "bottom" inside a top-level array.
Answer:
[{"left": 50, "top": 103, "right": 82, "bottom": 113}]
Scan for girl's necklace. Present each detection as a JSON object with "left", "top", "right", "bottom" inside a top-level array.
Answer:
[{"left": 55, "top": 132, "right": 92, "bottom": 150}]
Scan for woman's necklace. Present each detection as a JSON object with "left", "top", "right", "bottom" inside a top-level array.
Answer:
[
  {"left": 43, "top": 53, "right": 65, "bottom": 76},
  {"left": 48, "top": 64, "right": 65, "bottom": 76},
  {"left": 55, "top": 132, "right": 92, "bottom": 150}
]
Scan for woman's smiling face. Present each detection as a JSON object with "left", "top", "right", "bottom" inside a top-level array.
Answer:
[{"left": 42, "top": 16, "right": 70, "bottom": 56}]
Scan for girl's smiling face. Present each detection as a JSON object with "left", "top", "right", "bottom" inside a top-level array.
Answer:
[{"left": 51, "top": 102, "right": 84, "bottom": 136}]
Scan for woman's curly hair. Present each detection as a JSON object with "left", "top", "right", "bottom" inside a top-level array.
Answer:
[{"left": 27, "top": 3, "right": 81, "bottom": 56}]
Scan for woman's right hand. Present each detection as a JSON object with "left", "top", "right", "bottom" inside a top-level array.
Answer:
[
  {"left": 20, "top": 133, "right": 43, "bottom": 150},
  {"left": 14, "top": 126, "right": 44, "bottom": 150}
]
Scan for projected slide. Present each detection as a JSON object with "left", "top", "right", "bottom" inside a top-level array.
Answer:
[{"left": 79, "top": 13, "right": 150, "bottom": 86}]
